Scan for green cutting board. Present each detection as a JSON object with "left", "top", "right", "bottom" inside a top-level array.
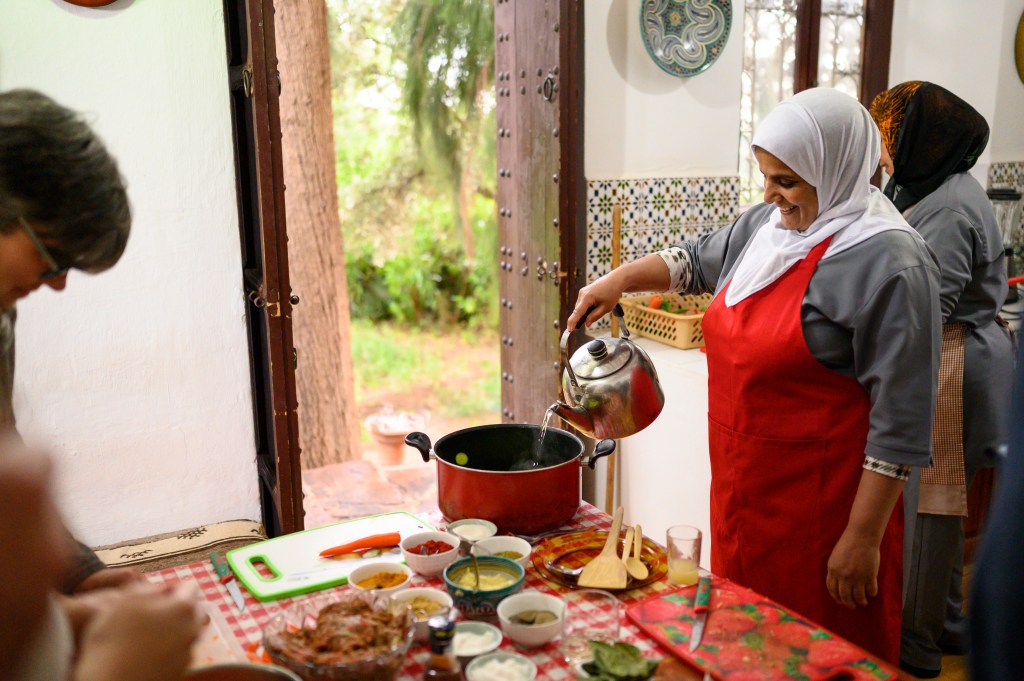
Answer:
[{"left": 226, "top": 511, "right": 434, "bottom": 601}]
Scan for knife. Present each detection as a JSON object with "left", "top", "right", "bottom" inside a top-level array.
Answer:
[
  {"left": 689, "top": 574, "right": 711, "bottom": 652},
  {"left": 210, "top": 552, "right": 246, "bottom": 611}
]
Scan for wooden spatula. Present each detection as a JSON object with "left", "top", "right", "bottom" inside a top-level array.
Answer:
[{"left": 578, "top": 505, "right": 628, "bottom": 589}]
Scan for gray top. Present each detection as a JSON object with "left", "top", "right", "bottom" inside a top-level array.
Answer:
[
  {"left": 1, "top": 307, "right": 106, "bottom": 591},
  {"left": 663, "top": 202, "right": 941, "bottom": 467},
  {"left": 904, "top": 172, "right": 1014, "bottom": 467}
]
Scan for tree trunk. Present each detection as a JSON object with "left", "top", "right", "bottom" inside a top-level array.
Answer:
[{"left": 275, "top": 0, "right": 360, "bottom": 468}]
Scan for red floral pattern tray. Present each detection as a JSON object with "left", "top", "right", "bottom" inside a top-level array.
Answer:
[
  {"left": 531, "top": 529, "right": 667, "bottom": 592},
  {"left": 626, "top": 578, "right": 897, "bottom": 681}
]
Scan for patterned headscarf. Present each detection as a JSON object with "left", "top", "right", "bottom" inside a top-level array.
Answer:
[
  {"left": 869, "top": 80, "right": 922, "bottom": 158},
  {"left": 870, "top": 82, "right": 989, "bottom": 211}
]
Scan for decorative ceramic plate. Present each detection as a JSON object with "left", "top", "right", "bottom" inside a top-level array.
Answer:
[
  {"left": 531, "top": 530, "right": 667, "bottom": 591},
  {"left": 640, "top": 0, "right": 732, "bottom": 78}
]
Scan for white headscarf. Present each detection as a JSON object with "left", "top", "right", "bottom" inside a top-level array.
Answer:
[{"left": 725, "top": 87, "right": 922, "bottom": 307}]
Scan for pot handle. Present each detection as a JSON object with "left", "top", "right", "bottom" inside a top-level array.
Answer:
[
  {"left": 583, "top": 439, "right": 616, "bottom": 470},
  {"left": 404, "top": 432, "right": 434, "bottom": 463}
]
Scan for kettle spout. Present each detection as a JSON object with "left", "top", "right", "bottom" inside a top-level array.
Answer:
[{"left": 549, "top": 401, "right": 594, "bottom": 437}]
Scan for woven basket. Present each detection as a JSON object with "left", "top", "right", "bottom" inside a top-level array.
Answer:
[{"left": 619, "top": 293, "right": 714, "bottom": 350}]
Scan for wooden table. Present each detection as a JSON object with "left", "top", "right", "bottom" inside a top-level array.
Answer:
[{"left": 149, "top": 502, "right": 699, "bottom": 679}]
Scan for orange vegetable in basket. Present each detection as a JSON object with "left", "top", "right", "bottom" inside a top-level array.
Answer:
[{"left": 648, "top": 294, "right": 664, "bottom": 309}]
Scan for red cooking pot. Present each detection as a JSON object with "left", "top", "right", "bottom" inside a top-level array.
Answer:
[{"left": 405, "top": 425, "right": 615, "bottom": 535}]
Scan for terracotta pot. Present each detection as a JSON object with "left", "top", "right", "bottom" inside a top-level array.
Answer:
[{"left": 405, "top": 425, "right": 614, "bottom": 534}]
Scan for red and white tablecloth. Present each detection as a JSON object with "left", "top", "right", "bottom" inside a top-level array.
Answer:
[{"left": 149, "top": 502, "right": 676, "bottom": 680}]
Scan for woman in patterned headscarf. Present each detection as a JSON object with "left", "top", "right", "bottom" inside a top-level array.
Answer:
[
  {"left": 870, "top": 81, "right": 1014, "bottom": 679},
  {"left": 567, "top": 88, "right": 942, "bottom": 665}
]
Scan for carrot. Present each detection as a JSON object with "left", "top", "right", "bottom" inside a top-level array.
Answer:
[
  {"left": 319, "top": 531, "right": 401, "bottom": 558},
  {"left": 648, "top": 294, "right": 664, "bottom": 309}
]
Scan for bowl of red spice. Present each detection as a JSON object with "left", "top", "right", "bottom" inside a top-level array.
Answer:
[
  {"left": 400, "top": 530, "right": 460, "bottom": 577},
  {"left": 262, "top": 591, "right": 414, "bottom": 681}
]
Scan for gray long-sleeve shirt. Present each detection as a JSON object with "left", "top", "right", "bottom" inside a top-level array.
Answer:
[
  {"left": 661, "top": 202, "right": 942, "bottom": 467},
  {"left": 904, "top": 172, "right": 1014, "bottom": 468}
]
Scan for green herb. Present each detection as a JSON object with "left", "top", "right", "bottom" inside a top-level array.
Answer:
[{"left": 580, "top": 641, "right": 660, "bottom": 680}]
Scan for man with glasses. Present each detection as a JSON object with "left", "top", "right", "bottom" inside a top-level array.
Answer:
[{"left": 0, "top": 88, "right": 131, "bottom": 592}]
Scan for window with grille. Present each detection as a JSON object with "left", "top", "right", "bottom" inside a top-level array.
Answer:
[{"left": 738, "top": 0, "right": 891, "bottom": 204}]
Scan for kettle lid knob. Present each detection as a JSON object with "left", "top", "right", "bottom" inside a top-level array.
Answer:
[{"left": 586, "top": 339, "right": 608, "bottom": 360}]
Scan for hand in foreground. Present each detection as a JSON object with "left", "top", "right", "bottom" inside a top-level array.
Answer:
[
  {"left": 826, "top": 528, "right": 880, "bottom": 609},
  {"left": 74, "top": 566, "right": 147, "bottom": 594},
  {"left": 72, "top": 582, "right": 206, "bottom": 681},
  {"left": 0, "top": 447, "right": 72, "bottom": 677}
]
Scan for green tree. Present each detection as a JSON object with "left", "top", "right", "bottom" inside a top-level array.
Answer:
[{"left": 393, "top": 0, "right": 495, "bottom": 259}]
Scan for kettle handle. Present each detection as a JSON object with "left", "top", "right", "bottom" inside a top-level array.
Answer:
[{"left": 561, "top": 303, "right": 629, "bottom": 399}]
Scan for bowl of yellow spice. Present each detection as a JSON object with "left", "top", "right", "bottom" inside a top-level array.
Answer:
[
  {"left": 348, "top": 561, "right": 412, "bottom": 597},
  {"left": 474, "top": 536, "right": 532, "bottom": 568}
]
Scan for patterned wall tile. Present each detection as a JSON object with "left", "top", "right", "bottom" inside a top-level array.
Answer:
[
  {"left": 585, "top": 175, "right": 740, "bottom": 328},
  {"left": 988, "top": 161, "right": 1024, "bottom": 274}
]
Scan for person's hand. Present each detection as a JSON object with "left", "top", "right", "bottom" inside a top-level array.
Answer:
[
  {"left": 72, "top": 582, "right": 206, "bottom": 681},
  {"left": 74, "top": 566, "right": 146, "bottom": 594},
  {"left": 826, "top": 528, "right": 880, "bottom": 608},
  {"left": 565, "top": 272, "right": 628, "bottom": 331},
  {"left": 0, "top": 446, "right": 71, "bottom": 677}
]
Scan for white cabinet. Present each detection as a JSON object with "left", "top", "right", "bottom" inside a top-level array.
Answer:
[{"left": 616, "top": 338, "right": 713, "bottom": 563}]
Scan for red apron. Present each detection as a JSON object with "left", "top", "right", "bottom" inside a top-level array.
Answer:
[{"left": 700, "top": 238, "right": 902, "bottom": 664}]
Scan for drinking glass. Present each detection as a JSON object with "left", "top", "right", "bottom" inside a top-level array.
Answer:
[
  {"left": 559, "top": 589, "right": 621, "bottom": 672},
  {"left": 666, "top": 525, "right": 702, "bottom": 586}
]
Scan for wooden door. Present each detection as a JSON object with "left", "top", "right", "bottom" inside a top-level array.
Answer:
[
  {"left": 224, "top": 0, "right": 303, "bottom": 536},
  {"left": 495, "top": 0, "right": 584, "bottom": 425}
]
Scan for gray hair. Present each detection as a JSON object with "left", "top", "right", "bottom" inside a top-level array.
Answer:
[{"left": 0, "top": 89, "right": 130, "bottom": 273}]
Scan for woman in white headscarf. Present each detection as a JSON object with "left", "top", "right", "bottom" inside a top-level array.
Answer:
[{"left": 566, "top": 88, "right": 941, "bottom": 663}]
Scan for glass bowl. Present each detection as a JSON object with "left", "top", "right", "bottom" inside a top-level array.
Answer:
[{"left": 262, "top": 592, "right": 414, "bottom": 681}]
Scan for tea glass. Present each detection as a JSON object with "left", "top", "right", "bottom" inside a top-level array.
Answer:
[
  {"left": 559, "top": 589, "right": 620, "bottom": 673},
  {"left": 666, "top": 525, "right": 702, "bottom": 586}
]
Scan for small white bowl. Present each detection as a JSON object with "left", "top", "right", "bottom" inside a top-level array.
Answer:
[
  {"left": 447, "top": 519, "right": 498, "bottom": 551},
  {"left": 452, "top": 620, "right": 502, "bottom": 664},
  {"left": 400, "top": 531, "right": 460, "bottom": 577},
  {"left": 391, "top": 587, "right": 453, "bottom": 642},
  {"left": 496, "top": 590, "right": 565, "bottom": 649},
  {"left": 347, "top": 561, "right": 412, "bottom": 597},
  {"left": 465, "top": 651, "right": 538, "bottom": 681},
  {"left": 474, "top": 536, "right": 532, "bottom": 568}
]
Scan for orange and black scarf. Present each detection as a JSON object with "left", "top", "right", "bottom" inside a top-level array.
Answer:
[{"left": 869, "top": 81, "right": 989, "bottom": 212}]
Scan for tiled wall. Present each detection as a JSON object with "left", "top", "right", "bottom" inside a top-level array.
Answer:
[
  {"left": 585, "top": 176, "right": 741, "bottom": 329},
  {"left": 585, "top": 176, "right": 741, "bottom": 283},
  {"left": 988, "top": 161, "right": 1024, "bottom": 273}
]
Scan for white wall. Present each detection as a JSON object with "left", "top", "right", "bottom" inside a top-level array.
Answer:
[
  {"left": 584, "top": 0, "right": 744, "bottom": 178},
  {"left": 0, "top": 0, "right": 260, "bottom": 545},
  {"left": 889, "top": 0, "right": 1024, "bottom": 179}
]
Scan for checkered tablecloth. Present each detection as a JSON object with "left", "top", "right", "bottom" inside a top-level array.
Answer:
[{"left": 150, "top": 502, "right": 679, "bottom": 679}]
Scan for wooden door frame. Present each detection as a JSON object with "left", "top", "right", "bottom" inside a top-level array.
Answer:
[
  {"left": 225, "top": 0, "right": 304, "bottom": 536},
  {"left": 558, "top": 0, "right": 586, "bottom": 325}
]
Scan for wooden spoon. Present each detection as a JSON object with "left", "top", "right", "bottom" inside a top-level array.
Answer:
[
  {"left": 626, "top": 523, "right": 650, "bottom": 580},
  {"left": 621, "top": 527, "right": 635, "bottom": 573},
  {"left": 577, "top": 506, "right": 628, "bottom": 589}
]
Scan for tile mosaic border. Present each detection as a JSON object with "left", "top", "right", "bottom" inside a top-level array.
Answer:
[
  {"left": 989, "top": 161, "right": 1024, "bottom": 193},
  {"left": 988, "top": 161, "right": 1024, "bottom": 274},
  {"left": 586, "top": 175, "right": 740, "bottom": 329}
]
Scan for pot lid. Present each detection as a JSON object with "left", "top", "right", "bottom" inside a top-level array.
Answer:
[{"left": 571, "top": 338, "right": 632, "bottom": 379}]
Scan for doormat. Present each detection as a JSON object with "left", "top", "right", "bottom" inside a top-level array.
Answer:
[{"left": 93, "top": 519, "right": 266, "bottom": 573}]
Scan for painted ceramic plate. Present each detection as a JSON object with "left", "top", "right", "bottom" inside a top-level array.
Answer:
[
  {"left": 531, "top": 529, "right": 667, "bottom": 591},
  {"left": 640, "top": 0, "right": 732, "bottom": 78}
]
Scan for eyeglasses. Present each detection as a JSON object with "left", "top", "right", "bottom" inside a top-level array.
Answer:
[{"left": 17, "top": 216, "right": 69, "bottom": 281}]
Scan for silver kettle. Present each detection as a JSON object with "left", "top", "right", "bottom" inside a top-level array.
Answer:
[{"left": 550, "top": 304, "right": 665, "bottom": 439}]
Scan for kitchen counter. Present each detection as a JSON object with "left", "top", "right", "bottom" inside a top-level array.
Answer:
[{"left": 586, "top": 333, "right": 713, "bottom": 560}]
